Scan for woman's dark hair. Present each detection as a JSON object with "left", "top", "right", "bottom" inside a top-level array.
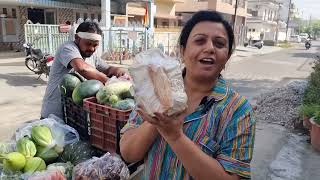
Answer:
[
  {"left": 179, "top": 11, "right": 234, "bottom": 56},
  {"left": 76, "top": 21, "right": 102, "bottom": 35}
]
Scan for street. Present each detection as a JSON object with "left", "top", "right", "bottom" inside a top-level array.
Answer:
[
  {"left": 0, "top": 42, "right": 319, "bottom": 179},
  {"left": 223, "top": 42, "right": 320, "bottom": 180}
]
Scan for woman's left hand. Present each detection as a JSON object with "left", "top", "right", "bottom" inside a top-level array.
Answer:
[{"left": 146, "top": 112, "right": 185, "bottom": 143}]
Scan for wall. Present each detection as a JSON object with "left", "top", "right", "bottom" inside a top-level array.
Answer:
[
  {"left": 175, "top": 0, "right": 208, "bottom": 12},
  {"left": 0, "top": 5, "right": 21, "bottom": 50},
  {"left": 156, "top": 2, "right": 175, "bottom": 16},
  {"left": 216, "top": 0, "right": 247, "bottom": 17}
]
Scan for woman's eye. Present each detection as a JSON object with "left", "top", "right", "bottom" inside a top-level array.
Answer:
[
  {"left": 195, "top": 38, "right": 205, "bottom": 44},
  {"left": 215, "top": 41, "right": 225, "bottom": 48}
]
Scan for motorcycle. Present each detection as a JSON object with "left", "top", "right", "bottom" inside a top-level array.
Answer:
[
  {"left": 23, "top": 43, "right": 54, "bottom": 79},
  {"left": 305, "top": 40, "right": 311, "bottom": 50}
]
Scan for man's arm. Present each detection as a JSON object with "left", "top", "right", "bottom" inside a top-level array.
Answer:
[
  {"left": 70, "top": 58, "right": 108, "bottom": 83},
  {"left": 102, "top": 66, "right": 127, "bottom": 78}
]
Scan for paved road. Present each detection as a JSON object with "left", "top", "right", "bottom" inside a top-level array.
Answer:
[{"left": 223, "top": 42, "right": 320, "bottom": 180}]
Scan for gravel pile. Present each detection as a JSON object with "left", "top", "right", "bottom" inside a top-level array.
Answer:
[{"left": 253, "top": 80, "right": 308, "bottom": 129}]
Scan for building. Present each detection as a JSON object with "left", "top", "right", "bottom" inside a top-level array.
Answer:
[
  {"left": 0, "top": 0, "right": 185, "bottom": 51},
  {"left": 246, "top": 0, "right": 288, "bottom": 45},
  {"left": 0, "top": 0, "right": 104, "bottom": 50},
  {"left": 176, "top": 0, "right": 248, "bottom": 45}
]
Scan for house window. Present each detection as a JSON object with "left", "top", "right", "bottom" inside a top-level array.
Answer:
[
  {"left": 91, "top": 14, "right": 95, "bottom": 20},
  {"left": 252, "top": 29, "right": 256, "bottom": 32},
  {"left": 2, "top": 8, "right": 7, "bottom": 15},
  {"left": 76, "top": 12, "right": 80, "bottom": 21},
  {"left": 12, "top": 8, "right": 16, "bottom": 18},
  {"left": 248, "top": 29, "right": 251, "bottom": 32},
  {"left": 83, "top": 13, "right": 88, "bottom": 20}
]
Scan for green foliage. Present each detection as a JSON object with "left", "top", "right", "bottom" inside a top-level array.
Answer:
[
  {"left": 299, "top": 104, "right": 320, "bottom": 118},
  {"left": 303, "top": 56, "right": 320, "bottom": 105},
  {"left": 302, "top": 20, "right": 320, "bottom": 38},
  {"left": 314, "top": 111, "right": 320, "bottom": 125}
]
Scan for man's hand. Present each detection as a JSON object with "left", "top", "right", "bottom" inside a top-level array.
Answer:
[
  {"left": 113, "top": 67, "right": 127, "bottom": 77},
  {"left": 106, "top": 66, "right": 131, "bottom": 80}
]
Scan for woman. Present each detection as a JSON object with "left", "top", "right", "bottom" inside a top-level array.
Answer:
[{"left": 120, "top": 11, "right": 256, "bottom": 180}]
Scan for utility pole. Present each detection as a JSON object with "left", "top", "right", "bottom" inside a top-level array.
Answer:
[
  {"left": 285, "top": 0, "right": 292, "bottom": 41},
  {"left": 232, "top": 0, "right": 239, "bottom": 31},
  {"left": 275, "top": 3, "right": 281, "bottom": 45}
]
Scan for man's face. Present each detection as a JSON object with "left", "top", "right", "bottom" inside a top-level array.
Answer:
[{"left": 75, "top": 35, "right": 99, "bottom": 58}]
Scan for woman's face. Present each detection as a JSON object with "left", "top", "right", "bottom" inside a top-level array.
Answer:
[{"left": 181, "top": 21, "right": 230, "bottom": 81}]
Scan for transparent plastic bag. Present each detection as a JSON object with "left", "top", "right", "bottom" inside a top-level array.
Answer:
[
  {"left": 23, "top": 169, "right": 66, "bottom": 180},
  {"left": 14, "top": 114, "right": 79, "bottom": 149},
  {"left": 0, "top": 141, "right": 16, "bottom": 154},
  {"left": 72, "top": 152, "right": 130, "bottom": 180},
  {"left": 129, "top": 48, "right": 188, "bottom": 116}
]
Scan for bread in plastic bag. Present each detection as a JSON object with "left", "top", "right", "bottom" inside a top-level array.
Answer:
[
  {"left": 72, "top": 152, "right": 130, "bottom": 180},
  {"left": 128, "top": 48, "right": 187, "bottom": 116},
  {"left": 14, "top": 114, "right": 79, "bottom": 149}
]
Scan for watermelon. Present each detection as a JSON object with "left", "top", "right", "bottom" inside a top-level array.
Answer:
[
  {"left": 60, "top": 73, "right": 81, "bottom": 97},
  {"left": 72, "top": 80, "right": 103, "bottom": 105},
  {"left": 58, "top": 141, "right": 97, "bottom": 165}
]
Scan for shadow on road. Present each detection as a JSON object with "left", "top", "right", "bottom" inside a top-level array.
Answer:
[
  {"left": 0, "top": 61, "right": 25, "bottom": 66},
  {"left": 0, "top": 72, "right": 47, "bottom": 87},
  {"left": 291, "top": 52, "right": 319, "bottom": 59},
  {"left": 226, "top": 78, "right": 277, "bottom": 101}
]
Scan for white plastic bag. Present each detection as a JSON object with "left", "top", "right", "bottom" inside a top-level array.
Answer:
[
  {"left": 129, "top": 48, "right": 188, "bottom": 116},
  {"left": 14, "top": 114, "right": 79, "bottom": 149}
]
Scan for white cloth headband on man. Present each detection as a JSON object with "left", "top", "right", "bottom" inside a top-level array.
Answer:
[{"left": 77, "top": 32, "right": 102, "bottom": 41}]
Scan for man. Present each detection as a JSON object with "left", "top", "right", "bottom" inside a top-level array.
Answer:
[{"left": 41, "top": 21, "right": 126, "bottom": 119}]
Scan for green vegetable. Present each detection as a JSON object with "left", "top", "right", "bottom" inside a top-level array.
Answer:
[
  {"left": 36, "top": 146, "right": 59, "bottom": 164},
  {"left": 112, "top": 98, "right": 135, "bottom": 110},
  {"left": 16, "top": 136, "right": 37, "bottom": 158},
  {"left": 109, "top": 94, "right": 120, "bottom": 104},
  {"left": 31, "top": 125, "right": 53, "bottom": 147},
  {"left": 60, "top": 73, "right": 81, "bottom": 97},
  {"left": 47, "top": 162, "right": 74, "bottom": 180},
  {"left": 1, "top": 152, "right": 26, "bottom": 172},
  {"left": 0, "top": 142, "right": 16, "bottom": 163},
  {"left": 96, "top": 81, "right": 133, "bottom": 105},
  {"left": 58, "top": 141, "right": 97, "bottom": 165},
  {"left": 72, "top": 80, "right": 104, "bottom": 105},
  {"left": 23, "top": 157, "right": 46, "bottom": 173}
]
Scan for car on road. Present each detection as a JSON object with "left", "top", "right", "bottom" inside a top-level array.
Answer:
[
  {"left": 289, "top": 35, "right": 301, "bottom": 43},
  {"left": 299, "top": 33, "right": 309, "bottom": 42}
]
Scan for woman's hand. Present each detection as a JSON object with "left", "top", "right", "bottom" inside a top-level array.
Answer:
[{"left": 137, "top": 106, "right": 185, "bottom": 143}]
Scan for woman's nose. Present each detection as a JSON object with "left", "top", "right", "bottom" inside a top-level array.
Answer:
[{"left": 204, "top": 41, "right": 215, "bottom": 54}]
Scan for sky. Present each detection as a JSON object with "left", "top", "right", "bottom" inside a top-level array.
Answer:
[{"left": 293, "top": 0, "right": 320, "bottom": 20}]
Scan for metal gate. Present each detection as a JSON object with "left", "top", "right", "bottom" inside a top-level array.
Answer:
[{"left": 24, "top": 23, "right": 69, "bottom": 55}]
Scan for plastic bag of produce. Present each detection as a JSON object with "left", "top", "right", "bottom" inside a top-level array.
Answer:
[
  {"left": 128, "top": 48, "right": 188, "bottom": 116},
  {"left": 72, "top": 152, "right": 130, "bottom": 180},
  {"left": 14, "top": 115, "right": 79, "bottom": 150}
]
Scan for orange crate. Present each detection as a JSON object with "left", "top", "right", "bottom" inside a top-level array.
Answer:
[{"left": 83, "top": 97, "right": 132, "bottom": 153}]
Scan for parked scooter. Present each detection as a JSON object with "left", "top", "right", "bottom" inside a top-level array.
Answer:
[
  {"left": 305, "top": 39, "right": 311, "bottom": 50},
  {"left": 244, "top": 40, "right": 264, "bottom": 49},
  {"left": 23, "top": 43, "right": 54, "bottom": 79}
]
